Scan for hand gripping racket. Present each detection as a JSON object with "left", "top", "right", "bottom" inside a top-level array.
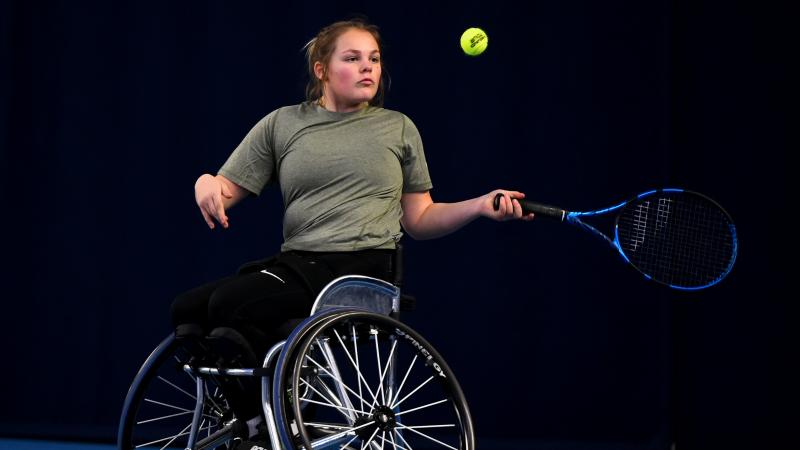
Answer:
[{"left": 494, "top": 188, "right": 738, "bottom": 290}]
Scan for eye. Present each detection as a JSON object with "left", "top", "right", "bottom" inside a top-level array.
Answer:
[{"left": 371, "top": 57, "right": 381, "bottom": 63}]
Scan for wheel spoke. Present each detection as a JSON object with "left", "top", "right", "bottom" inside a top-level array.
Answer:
[
  {"left": 304, "top": 422, "right": 354, "bottom": 430},
  {"left": 156, "top": 375, "right": 196, "bottom": 401},
  {"left": 143, "top": 398, "right": 193, "bottom": 413},
  {"left": 304, "top": 354, "right": 374, "bottom": 408},
  {"left": 167, "top": 418, "right": 205, "bottom": 450},
  {"left": 301, "top": 375, "right": 360, "bottom": 422},
  {"left": 379, "top": 432, "right": 409, "bottom": 450},
  {"left": 311, "top": 373, "right": 349, "bottom": 412},
  {"left": 299, "top": 378, "right": 370, "bottom": 416},
  {"left": 372, "top": 328, "right": 385, "bottom": 405},
  {"left": 396, "top": 426, "right": 458, "bottom": 450},
  {"left": 394, "top": 399, "right": 449, "bottom": 417},
  {"left": 333, "top": 328, "right": 379, "bottom": 405},
  {"left": 353, "top": 325, "right": 365, "bottom": 414},
  {"left": 135, "top": 415, "right": 215, "bottom": 448},
  {"left": 372, "top": 339, "right": 398, "bottom": 410},
  {"left": 136, "top": 410, "right": 193, "bottom": 425},
  {"left": 317, "top": 338, "right": 358, "bottom": 423},
  {"left": 307, "top": 419, "right": 375, "bottom": 448},
  {"left": 136, "top": 422, "right": 192, "bottom": 448},
  {"left": 394, "top": 428, "right": 414, "bottom": 450},
  {"left": 390, "top": 376, "right": 434, "bottom": 410},
  {"left": 396, "top": 424, "right": 457, "bottom": 430},
  {"left": 341, "top": 430, "right": 361, "bottom": 450},
  {"left": 204, "top": 385, "right": 226, "bottom": 417},
  {"left": 361, "top": 426, "right": 381, "bottom": 450},
  {"left": 390, "top": 355, "right": 418, "bottom": 407}
]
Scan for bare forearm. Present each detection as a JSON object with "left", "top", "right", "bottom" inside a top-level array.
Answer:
[{"left": 406, "top": 198, "right": 483, "bottom": 240}]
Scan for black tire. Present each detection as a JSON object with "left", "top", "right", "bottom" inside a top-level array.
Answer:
[
  {"left": 279, "top": 311, "right": 475, "bottom": 450},
  {"left": 117, "top": 335, "right": 238, "bottom": 450}
]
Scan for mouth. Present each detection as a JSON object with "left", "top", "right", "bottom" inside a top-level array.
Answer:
[{"left": 358, "top": 79, "right": 375, "bottom": 86}]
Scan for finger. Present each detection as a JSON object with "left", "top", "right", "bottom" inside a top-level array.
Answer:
[
  {"left": 505, "top": 195, "right": 515, "bottom": 217},
  {"left": 215, "top": 197, "right": 229, "bottom": 228},
  {"left": 512, "top": 198, "right": 523, "bottom": 219},
  {"left": 200, "top": 208, "right": 215, "bottom": 229},
  {"left": 210, "top": 196, "right": 227, "bottom": 228}
]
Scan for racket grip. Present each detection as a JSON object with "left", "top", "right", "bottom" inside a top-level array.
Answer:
[{"left": 493, "top": 193, "right": 567, "bottom": 221}]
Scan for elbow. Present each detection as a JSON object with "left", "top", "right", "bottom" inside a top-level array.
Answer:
[
  {"left": 401, "top": 222, "right": 419, "bottom": 240},
  {"left": 402, "top": 224, "right": 437, "bottom": 241},
  {"left": 401, "top": 220, "right": 426, "bottom": 241}
]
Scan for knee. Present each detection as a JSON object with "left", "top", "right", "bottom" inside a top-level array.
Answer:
[
  {"left": 207, "top": 289, "right": 237, "bottom": 327},
  {"left": 170, "top": 291, "right": 206, "bottom": 328}
]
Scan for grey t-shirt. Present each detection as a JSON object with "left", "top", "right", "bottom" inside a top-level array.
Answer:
[{"left": 218, "top": 101, "right": 433, "bottom": 252}]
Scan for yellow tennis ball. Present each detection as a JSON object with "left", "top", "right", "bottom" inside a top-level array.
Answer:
[{"left": 460, "top": 27, "right": 488, "bottom": 56}]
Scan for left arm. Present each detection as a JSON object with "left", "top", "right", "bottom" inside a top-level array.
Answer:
[{"left": 400, "top": 190, "right": 534, "bottom": 240}]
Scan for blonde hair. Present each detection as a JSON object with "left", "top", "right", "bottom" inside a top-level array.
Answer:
[{"left": 303, "top": 18, "right": 389, "bottom": 107}]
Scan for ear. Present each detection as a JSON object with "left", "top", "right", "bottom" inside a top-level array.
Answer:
[{"left": 313, "top": 61, "right": 326, "bottom": 81}]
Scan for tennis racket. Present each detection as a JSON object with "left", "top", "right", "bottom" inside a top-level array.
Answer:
[{"left": 494, "top": 188, "right": 738, "bottom": 290}]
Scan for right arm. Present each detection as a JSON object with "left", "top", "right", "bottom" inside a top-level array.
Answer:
[{"left": 195, "top": 174, "right": 251, "bottom": 229}]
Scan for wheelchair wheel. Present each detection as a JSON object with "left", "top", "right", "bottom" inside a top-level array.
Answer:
[
  {"left": 276, "top": 310, "right": 475, "bottom": 450},
  {"left": 117, "top": 334, "right": 239, "bottom": 450}
]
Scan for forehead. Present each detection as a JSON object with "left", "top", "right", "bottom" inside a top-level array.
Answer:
[{"left": 334, "top": 29, "right": 379, "bottom": 53}]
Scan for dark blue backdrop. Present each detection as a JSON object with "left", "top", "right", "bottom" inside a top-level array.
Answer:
[{"left": 1, "top": 0, "right": 792, "bottom": 448}]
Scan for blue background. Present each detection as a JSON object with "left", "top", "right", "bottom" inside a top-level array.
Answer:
[{"left": 1, "top": 0, "right": 792, "bottom": 448}]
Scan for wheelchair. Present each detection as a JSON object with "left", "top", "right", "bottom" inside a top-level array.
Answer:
[{"left": 117, "top": 271, "right": 475, "bottom": 450}]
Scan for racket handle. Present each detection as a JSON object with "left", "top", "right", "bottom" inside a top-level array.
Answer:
[{"left": 493, "top": 193, "right": 567, "bottom": 221}]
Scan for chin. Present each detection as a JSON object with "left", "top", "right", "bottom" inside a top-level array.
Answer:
[{"left": 352, "top": 97, "right": 374, "bottom": 105}]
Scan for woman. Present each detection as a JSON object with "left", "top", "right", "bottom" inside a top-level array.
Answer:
[{"left": 171, "top": 18, "right": 533, "bottom": 445}]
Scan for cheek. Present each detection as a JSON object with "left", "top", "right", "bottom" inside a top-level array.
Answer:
[{"left": 332, "top": 67, "right": 357, "bottom": 86}]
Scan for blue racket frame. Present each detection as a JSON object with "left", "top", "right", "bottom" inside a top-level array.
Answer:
[{"left": 566, "top": 188, "right": 738, "bottom": 290}]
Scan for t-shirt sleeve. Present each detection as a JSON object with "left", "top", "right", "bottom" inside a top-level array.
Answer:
[
  {"left": 400, "top": 115, "right": 433, "bottom": 193},
  {"left": 217, "top": 112, "right": 277, "bottom": 196}
]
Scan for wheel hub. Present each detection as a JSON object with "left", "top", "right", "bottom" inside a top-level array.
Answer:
[
  {"left": 371, "top": 405, "right": 397, "bottom": 432},
  {"left": 352, "top": 405, "right": 397, "bottom": 441}
]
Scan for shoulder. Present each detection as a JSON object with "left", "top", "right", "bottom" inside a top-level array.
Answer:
[
  {"left": 371, "top": 106, "right": 411, "bottom": 122},
  {"left": 268, "top": 103, "right": 309, "bottom": 121},
  {"left": 366, "top": 107, "right": 420, "bottom": 134},
  {"left": 391, "top": 110, "right": 421, "bottom": 138},
  {"left": 245, "top": 103, "right": 316, "bottom": 132},
  {"left": 258, "top": 102, "right": 317, "bottom": 119}
]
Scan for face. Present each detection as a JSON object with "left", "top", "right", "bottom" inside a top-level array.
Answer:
[{"left": 316, "top": 28, "right": 381, "bottom": 111}]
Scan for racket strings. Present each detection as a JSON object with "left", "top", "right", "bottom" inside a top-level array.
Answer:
[{"left": 617, "top": 193, "right": 735, "bottom": 288}]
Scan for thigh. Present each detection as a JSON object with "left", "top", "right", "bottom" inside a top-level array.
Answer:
[{"left": 207, "top": 265, "right": 314, "bottom": 330}]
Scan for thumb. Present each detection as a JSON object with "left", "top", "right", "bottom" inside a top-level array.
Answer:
[{"left": 220, "top": 181, "right": 233, "bottom": 199}]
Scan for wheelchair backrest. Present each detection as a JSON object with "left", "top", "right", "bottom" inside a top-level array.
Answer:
[{"left": 310, "top": 275, "right": 400, "bottom": 316}]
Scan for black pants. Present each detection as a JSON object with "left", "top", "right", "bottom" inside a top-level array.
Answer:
[{"left": 169, "top": 249, "right": 396, "bottom": 418}]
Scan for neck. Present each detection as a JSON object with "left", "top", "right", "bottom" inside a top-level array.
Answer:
[{"left": 318, "top": 96, "right": 369, "bottom": 113}]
